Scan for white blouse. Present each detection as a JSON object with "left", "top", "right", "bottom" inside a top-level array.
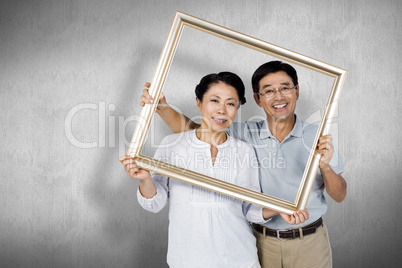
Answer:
[{"left": 137, "top": 130, "right": 266, "bottom": 268}]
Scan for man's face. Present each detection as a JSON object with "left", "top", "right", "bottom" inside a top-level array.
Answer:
[{"left": 253, "top": 71, "right": 299, "bottom": 123}]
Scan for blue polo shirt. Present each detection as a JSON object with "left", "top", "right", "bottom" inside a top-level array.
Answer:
[{"left": 227, "top": 115, "right": 344, "bottom": 230}]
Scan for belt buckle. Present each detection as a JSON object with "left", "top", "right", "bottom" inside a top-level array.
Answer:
[{"left": 276, "top": 229, "right": 288, "bottom": 240}]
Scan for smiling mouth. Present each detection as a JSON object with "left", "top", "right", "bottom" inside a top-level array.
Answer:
[
  {"left": 213, "top": 118, "right": 228, "bottom": 124},
  {"left": 273, "top": 103, "right": 287, "bottom": 109}
]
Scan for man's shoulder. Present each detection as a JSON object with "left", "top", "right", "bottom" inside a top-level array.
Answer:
[
  {"left": 228, "top": 120, "right": 266, "bottom": 141},
  {"left": 299, "top": 120, "right": 319, "bottom": 135},
  {"left": 230, "top": 120, "right": 265, "bottom": 132},
  {"left": 238, "top": 119, "right": 265, "bottom": 128},
  {"left": 226, "top": 134, "right": 255, "bottom": 151},
  {"left": 293, "top": 119, "right": 319, "bottom": 147}
]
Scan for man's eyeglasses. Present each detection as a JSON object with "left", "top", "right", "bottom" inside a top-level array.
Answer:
[{"left": 257, "top": 85, "right": 297, "bottom": 99}]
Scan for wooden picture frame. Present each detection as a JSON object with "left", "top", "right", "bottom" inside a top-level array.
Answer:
[{"left": 128, "top": 11, "right": 347, "bottom": 214}]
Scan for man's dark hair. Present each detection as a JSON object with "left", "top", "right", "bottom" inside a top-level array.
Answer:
[
  {"left": 251, "top": 61, "right": 299, "bottom": 94},
  {"left": 195, "top": 72, "right": 246, "bottom": 105}
]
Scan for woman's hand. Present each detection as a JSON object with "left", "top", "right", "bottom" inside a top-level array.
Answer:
[
  {"left": 119, "top": 154, "right": 157, "bottom": 198},
  {"left": 280, "top": 209, "right": 310, "bottom": 225},
  {"left": 119, "top": 154, "right": 151, "bottom": 180}
]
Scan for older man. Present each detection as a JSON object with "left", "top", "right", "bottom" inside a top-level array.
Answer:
[{"left": 141, "top": 61, "right": 346, "bottom": 268}]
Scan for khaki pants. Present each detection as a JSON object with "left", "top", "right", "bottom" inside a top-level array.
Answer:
[{"left": 253, "top": 224, "right": 332, "bottom": 268}]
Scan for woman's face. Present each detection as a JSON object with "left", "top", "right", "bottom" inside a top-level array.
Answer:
[{"left": 196, "top": 82, "right": 239, "bottom": 133}]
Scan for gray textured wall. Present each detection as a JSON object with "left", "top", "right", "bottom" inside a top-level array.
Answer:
[{"left": 1, "top": 0, "right": 401, "bottom": 267}]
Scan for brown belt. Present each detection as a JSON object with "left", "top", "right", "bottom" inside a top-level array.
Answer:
[{"left": 252, "top": 217, "right": 323, "bottom": 239}]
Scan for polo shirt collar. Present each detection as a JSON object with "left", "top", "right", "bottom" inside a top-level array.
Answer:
[
  {"left": 291, "top": 115, "right": 303, "bottom": 138},
  {"left": 259, "top": 115, "right": 303, "bottom": 140},
  {"left": 259, "top": 120, "right": 272, "bottom": 140}
]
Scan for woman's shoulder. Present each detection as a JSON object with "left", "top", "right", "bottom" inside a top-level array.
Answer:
[
  {"left": 158, "top": 130, "right": 201, "bottom": 149},
  {"left": 159, "top": 131, "right": 188, "bottom": 146},
  {"left": 154, "top": 131, "right": 194, "bottom": 159}
]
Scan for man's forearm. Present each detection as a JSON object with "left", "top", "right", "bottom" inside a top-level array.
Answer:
[
  {"left": 262, "top": 208, "right": 279, "bottom": 220},
  {"left": 320, "top": 164, "right": 347, "bottom": 203},
  {"left": 156, "top": 104, "right": 199, "bottom": 133}
]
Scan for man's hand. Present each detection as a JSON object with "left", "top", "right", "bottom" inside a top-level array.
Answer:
[
  {"left": 140, "top": 82, "right": 168, "bottom": 111},
  {"left": 139, "top": 82, "right": 198, "bottom": 133},
  {"left": 280, "top": 209, "right": 310, "bottom": 225},
  {"left": 317, "top": 134, "right": 334, "bottom": 169}
]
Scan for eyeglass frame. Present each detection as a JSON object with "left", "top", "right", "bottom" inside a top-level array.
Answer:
[{"left": 257, "top": 85, "right": 298, "bottom": 98}]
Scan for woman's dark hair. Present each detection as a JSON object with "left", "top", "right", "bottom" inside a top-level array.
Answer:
[
  {"left": 251, "top": 61, "right": 298, "bottom": 94},
  {"left": 195, "top": 72, "right": 246, "bottom": 105}
]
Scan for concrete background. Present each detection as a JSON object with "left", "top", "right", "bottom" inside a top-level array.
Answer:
[{"left": 1, "top": 0, "right": 401, "bottom": 267}]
